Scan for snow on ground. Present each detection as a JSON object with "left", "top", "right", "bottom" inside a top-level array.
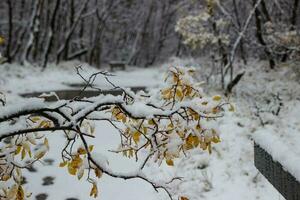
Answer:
[
  {"left": 253, "top": 96, "right": 300, "bottom": 182},
  {"left": 1, "top": 59, "right": 298, "bottom": 200},
  {"left": 23, "top": 121, "right": 164, "bottom": 200},
  {"left": 0, "top": 61, "right": 163, "bottom": 94}
]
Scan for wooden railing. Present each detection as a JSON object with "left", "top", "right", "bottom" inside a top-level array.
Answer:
[{"left": 254, "top": 143, "right": 300, "bottom": 200}]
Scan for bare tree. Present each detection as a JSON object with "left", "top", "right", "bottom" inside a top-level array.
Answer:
[
  {"left": 56, "top": 0, "right": 90, "bottom": 63},
  {"left": 42, "top": 0, "right": 61, "bottom": 69},
  {"left": 4, "top": 0, "right": 13, "bottom": 63},
  {"left": 22, "top": 0, "right": 42, "bottom": 65}
]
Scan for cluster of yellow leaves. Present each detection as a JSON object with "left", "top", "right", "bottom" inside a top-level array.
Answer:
[
  {"left": 162, "top": 69, "right": 199, "bottom": 102},
  {"left": 116, "top": 67, "right": 231, "bottom": 168},
  {"left": 112, "top": 107, "right": 127, "bottom": 122},
  {"left": 0, "top": 148, "right": 39, "bottom": 200},
  {"left": 185, "top": 131, "right": 221, "bottom": 153},
  {"left": 161, "top": 125, "right": 221, "bottom": 167},
  {"left": 60, "top": 145, "right": 94, "bottom": 178},
  {"left": 59, "top": 145, "right": 102, "bottom": 198},
  {"left": 122, "top": 148, "right": 136, "bottom": 158},
  {"left": 1, "top": 184, "right": 31, "bottom": 200},
  {"left": 90, "top": 182, "right": 98, "bottom": 198},
  {"left": 0, "top": 116, "right": 53, "bottom": 199},
  {"left": 30, "top": 116, "right": 53, "bottom": 129}
]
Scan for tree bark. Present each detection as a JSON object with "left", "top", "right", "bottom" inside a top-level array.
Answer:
[
  {"left": 22, "top": 0, "right": 42, "bottom": 65},
  {"left": 56, "top": 0, "right": 90, "bottom": 64},
  {"left": 42, "top": 0, "right": 61, "bottom": 69},
  {"left": 5, "top": 0, "right": 13, "bottom": 63},
  {"left": 253, "top": 0, "right": 275, "bottom": 69}
]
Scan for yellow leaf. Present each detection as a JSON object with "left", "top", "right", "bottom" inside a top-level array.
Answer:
[
  {"left": 95, "top": 168, "right": 103, "bottom": 178},
  {"left": 59, "top": 161, "right": 68, "bottom": 168},
  {"left": 30, "top": 116, "right": 40, "bottom": 123},
  {"left": 148, "top": 119, "right": 155, "bottom": 125},
  {"left": 195, "top": 124, "right": 201, "bottom": 131},
  {"left": 212, "top": 136, "right": 221, "bottom": 143},
  {"left": 70, "top": 156, "right": 83, "bottom": 169},
  {"left": 21, "top": 148, "right": 26, "bottom": 160},
  {"left": 89, "top": 145, "right": 94, "bottom": 152},
  {"left": 2, "top": 174, "right": 11, "bottom": 181},
  {"left": 229, "top": 104, "right": 235, "bottom": 112},
  {"left": 143, "top": 126, "right": 148, "bottom": 134},
  {"left": 176, "top": 88, "right": 184, "bottom": 100},
  {"left": 44, "top": 138, "right": 49, "bottom": 149},
  {"left": 77, "top": 168, "right": 84, "bottom": 180},
  {"left": 173, "top": 74, "right": 179, "bottom": 83},
  {"left": 185, "top": 134, "right": 200, "bottom": 150},
  {"left": 39, "top": 120, "right": 50, "bottom": 128},
  {"left": 15, "top": 146, "right": 22, "bottom": 155},
  {"left": 208, "top": 143, "right": 212, "bottom": 154},
  {"left": 34, "top": 150, "right": 46, "bottom": 160},
  {"left": 16, "top": 186, "right": 24, "bottom": 200},
  {"left": 28, "top": 149, "right": 32, "bottom": 158},
  {"left": 212, "top": 95, "right": 222, "bottom": 101},
  {"left": 77, "top": 147, "right": 87, "bottom": 155},
  {"left": 89, "top": 183, "right": 98, "bottom": 198},
  {"left": 168, "top": 123, "right": 174, "bottom": 129},
  {"left": 201, "top": 101, "right": 208, "bottom": 105},
  {"left": 161, "top": 88, "right": 172, "bottom": 99},
  {"left": 212, "top": 107, "right": 219, "bottom": 114},
  {"left": 188, "top": 109, "right": 200, "bottom": 120},
  {"left": 7, "top": 184, "right": 18, "bottom": 199},
  {"left": 116, "top": 113, "right": 126, "bottom": 122},
  {"left": 68, "top": 163, "right": 77, "bottom": 176},
  {"left": 128, "top": 149, "right": 134, "bottom": 158},
  {"left": 166, "top": 159, "right": 174, "bottom": 166},
  {"left": 200, "top": 142, "right": 207, "bottom": 150},
  {"left": 180, "top": 196, "right": 189, "bottom": 200},
  {"left": 132, "top": 131, "right": 141, "bottom": 144},
  {"left": 22, "top": 142, "right": 31, "bottom": 157},
  {"left": 16, "top": 168, "right": 21, "bottom": 177}
]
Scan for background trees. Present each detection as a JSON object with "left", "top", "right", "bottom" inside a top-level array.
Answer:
[{"left": 0, "top": 0, "right": 298, "bottom": 69}]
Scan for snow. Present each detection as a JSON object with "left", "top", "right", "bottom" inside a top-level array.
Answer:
[
  {"left": 0, "top": 98, "right": 45, "bottom": 119},
  {"left": 253, "top": 100, "right": 300, "bottom": 182},
  {"left": 0, "top": 61, "right": 162, "bottom": 94},
  {"left": 2, "top": 59, "right": 298, "bottom": 200}
]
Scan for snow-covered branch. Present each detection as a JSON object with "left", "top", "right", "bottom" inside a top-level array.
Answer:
[{"left": 0, "top": 66, "right": 230, "bottom": 199}]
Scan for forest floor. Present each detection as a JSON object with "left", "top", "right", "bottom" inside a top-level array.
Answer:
[{"left": 0, "top": 58, "right": 299, "bottom": 200}]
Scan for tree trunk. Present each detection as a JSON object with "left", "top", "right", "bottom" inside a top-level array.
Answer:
[
  {"left": 232, "top": 0, "right": 247, "bottom": 65},
  {"left": 42, "top": 0, "right": 61, "bottom": 69},
  {"left": 5, "top": 0, "right": 13, "bottom": 63},
  {"left": 22, "top": 0, "right": 42, "bottom": 65},
  {"left": 253, "top": 0, "right": 275, "bottom": 69},
  {"left": 56, "top": 0, "right": 90, "bottom": 64}
]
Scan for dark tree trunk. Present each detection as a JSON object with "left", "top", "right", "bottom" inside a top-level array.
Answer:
[
  {"left": 5, "top": 0, "right": 13, "bottom": 63},
  {"left": 253, "top": 0, "right": 275, "bottom": 69},
  {"left": 42, "top": 0, "right": 61, "bottom": 69}
]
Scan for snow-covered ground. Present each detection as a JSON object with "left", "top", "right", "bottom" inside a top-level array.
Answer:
[
  {"left": 0, "top": 61, "right": 163, "bottom": 94},
  {"left": 1, "top": 59, "right": 298, "bottom": 200}
]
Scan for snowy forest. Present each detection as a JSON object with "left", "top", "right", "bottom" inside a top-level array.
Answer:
[{"left": 0, "top": 0, "right": 299, "bottom": 200}]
